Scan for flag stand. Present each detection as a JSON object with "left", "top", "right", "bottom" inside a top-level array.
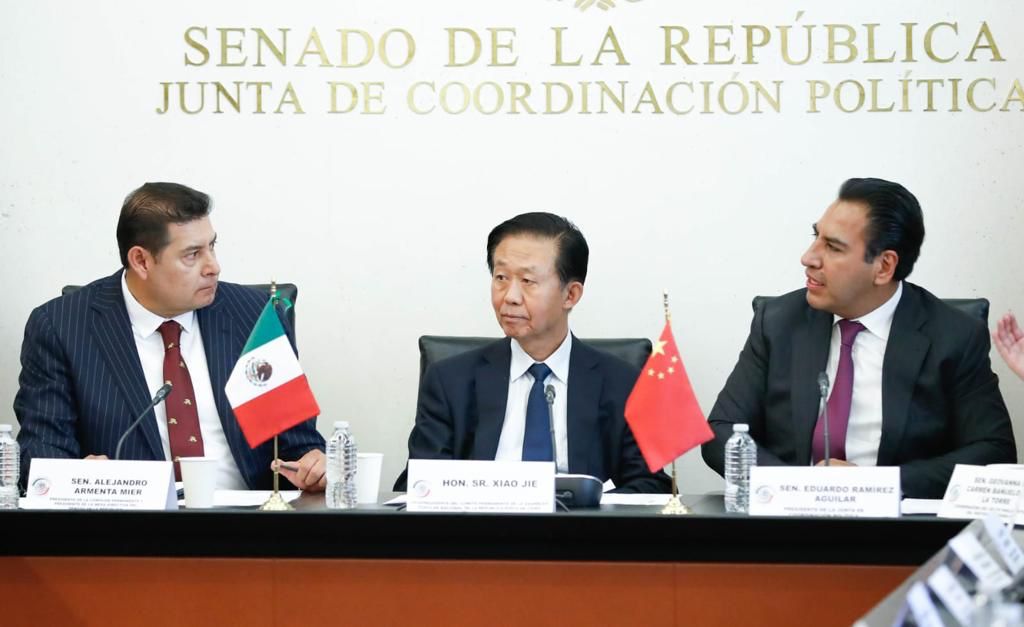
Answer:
[
  {"left": 258, "top": 281, "right": 294, "bottom": 512},
  {"left": 260, "top": 434, "right": 295, "bottom": 511},
  {"left": 659, "top": 291, "right": 692, "bottom": 516},
  {"left": 661, "top": 460, "right": 691, "bottom": 515}
]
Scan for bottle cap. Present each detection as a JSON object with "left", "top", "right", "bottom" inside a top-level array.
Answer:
[
  {"left": 333, "top": 421, "right": 350, "bottom": 430},
  {"left": 0, "top": 424, "right": 12, "bottom": 433},
  {"left": 733, "top": 424, "right": 749, "bottom": 433}
]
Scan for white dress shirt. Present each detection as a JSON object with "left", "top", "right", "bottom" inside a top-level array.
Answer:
[
  {"left": 824, "top": 281, "right": 903, "bottom": 466},
  {"left": 494, "top": 332, "right": 571, "bottom": 473},
  {"left": 121, "top": 274, "right": 247, "bottom": 489}
]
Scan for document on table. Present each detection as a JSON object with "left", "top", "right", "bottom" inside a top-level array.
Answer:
[
  {"left": 176, "top": 490, "right": 301, "bottom": 508},
  {"left": 901, "top": 498, "right": 942, "bottom": 515}
]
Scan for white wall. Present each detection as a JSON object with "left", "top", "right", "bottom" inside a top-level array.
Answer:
[{"left": 2, "top": 0, "right": 1023, "bottom": 493}]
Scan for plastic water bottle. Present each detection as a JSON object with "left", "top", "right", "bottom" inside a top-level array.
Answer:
[
  {"left": 724, "top": 423, "right": 757, "bottom": 514},
  {"left": 325, "top": 421, "right": 357, "bottom": 509},
  {"left": 0, "top": 424, "right": 20, "bottom": 510}
]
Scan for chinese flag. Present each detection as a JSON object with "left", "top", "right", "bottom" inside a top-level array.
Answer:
[{"left": 625, "top": 321, "right": 712, "bottom": 472}]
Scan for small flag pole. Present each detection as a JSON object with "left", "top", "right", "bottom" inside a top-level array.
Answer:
[
  {"left": 660, "top": 290, "right": 692, "bottom": 516},
  {"left": 260, "top": 280, "right": 295, "bottom": 512}
]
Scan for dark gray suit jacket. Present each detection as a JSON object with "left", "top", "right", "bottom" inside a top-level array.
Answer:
[
  {"left": 14, "top": 270, "right": 324, "bottom": 489},
  {"left": 701, "top": 283, "right": 1016, "bottom": 498},
  {"left": 395, "top": 336, "right": 671, "bottom": 493}
]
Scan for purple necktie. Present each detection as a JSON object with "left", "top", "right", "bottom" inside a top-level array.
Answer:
[{"left": 812, "top": 319, "right": 866, "bottom": 464}]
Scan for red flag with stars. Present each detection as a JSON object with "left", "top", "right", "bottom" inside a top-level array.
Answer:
[{"left": 625, "top": 321, "right": 712, "bottom": 472}]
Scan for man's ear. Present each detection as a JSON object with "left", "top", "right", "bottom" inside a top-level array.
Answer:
[
  {"left": 563, "top": 281, "right": 584, "bottom": 311},
  {"left": 873, "top": 250, "right": 899, "bottom": 286},
  {"left": 125, "top": 246, "right": 155, "bottom": 280}
]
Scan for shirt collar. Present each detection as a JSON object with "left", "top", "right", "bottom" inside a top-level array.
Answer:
[
  {"left": 833, "top": 281, "right": 903, "bottom": 342},
  {"left": 121, "top": 271, "right": 195, "bottom": 340},
  {"left": 509, "top": 332, "right": 572, "bottom": 384}
]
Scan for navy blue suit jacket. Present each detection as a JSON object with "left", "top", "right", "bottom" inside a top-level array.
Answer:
[
  {"left": 701, "top": 283, "right": 1016, "bottom": 498},
  {"left": 395, "top": 336, "right": 671, "bottom": 493},
  {"left": 14, "top": 270, "right": 324, "bottom": 489}
]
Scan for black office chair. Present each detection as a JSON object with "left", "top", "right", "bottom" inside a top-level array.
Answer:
[
  {"left": 417, "top": 335, "right": 653, "bottom": 384},
  {"left": 61, "top": 282, "right": 299, "bottom": 330},
  {"left": 751, "top": 295, "right": 989, "bottom": 323}
]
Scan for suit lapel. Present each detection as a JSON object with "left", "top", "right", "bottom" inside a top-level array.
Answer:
[
  {"left": 471, "top": 339, "right": 511, "bottom": 460},
  {"left": 566, "top": 337, "right": 601, "bottom": 475},
  {"left": 90, "top": 271, "right": 164, "bottom": 460},
  {"left": 877, "top": 284, "right": 929, "bottom": 465},
  {"left": 791, "top": 306, "right": 833, "bottom": 465},
  {"left": 196, "top": 292, "right": 243, "bottom": 449}
]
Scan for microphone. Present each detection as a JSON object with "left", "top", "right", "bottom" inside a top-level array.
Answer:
[
  {"left": 114, "top": 383, "right": 173, "bottom": 461},
  {"left": 816, "top": 372, "right": 830, "bottom": 467},
  {"left": 544, "top": 384, "right": 557, "bottom": 471}
]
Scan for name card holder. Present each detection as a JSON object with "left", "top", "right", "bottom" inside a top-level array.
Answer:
[
  {"left": 947, "top": 530, "right": 1014, "bottom": 590},
  {"left": 24, "top": 458, "right": 176, "bottom": 511},
  {"left": 748, "top": 466, "right": 900, "bottom": 518},
  {"left": 406, "top": 459, "right": 555, "bottom": 513},
  {"left": 939, "top": 464, "right": 1024, "bottom": 524}
]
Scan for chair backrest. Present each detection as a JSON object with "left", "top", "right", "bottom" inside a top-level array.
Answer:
[
  {"left": 750, "top": 295, "right": 989, "bottom": 323},
  {"left": 60, "top": 283, "right": 299, "bottom": 330},
  {"left": 417, "top": 335, "right": 652, "bottom": 385}
]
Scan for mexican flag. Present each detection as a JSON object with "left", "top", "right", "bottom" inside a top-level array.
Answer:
[{"left": 225, "top": 300, "right": 320, "bottom": 447}]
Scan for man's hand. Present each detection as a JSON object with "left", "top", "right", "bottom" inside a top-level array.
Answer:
[
  {"left": 815, "top": 459, "right": 856, "bottom": 467},
  {"left": 994, "top": 312, "right": 1024, "bottom": 381},
  {"left": 271, "top": 449, "right": 326, "bottom": 492},
  {"left": 85, "top": 454, "right": 109, "bottom": 460}
]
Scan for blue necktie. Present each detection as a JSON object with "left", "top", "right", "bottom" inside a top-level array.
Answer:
[{"left": 522, "top": 363, "right": 554, "bottom": 462}]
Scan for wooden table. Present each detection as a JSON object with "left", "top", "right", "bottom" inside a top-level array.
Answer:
[{"left": 0, "top": 494, "right": 964, "bottom": 627}]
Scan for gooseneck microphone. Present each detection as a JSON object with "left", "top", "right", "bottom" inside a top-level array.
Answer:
[
  {"left": 816, "top": 372, "right": 830, "bottom": 467},
  {"left": 544, "top": 384, "right": 557, "bottom": 471},
  {"left": 114, "top": 383, "right": 173, "bottom": 461}
]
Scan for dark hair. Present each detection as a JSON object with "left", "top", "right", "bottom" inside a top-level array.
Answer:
[
  {"left": 838, "top": 177, "right": 925, "bottom": 281},
  {"left": 116, "top": 182, "right": 211, "bottom": 267},
  {"left": 486, "top": 212, "right": 589, "bottom": 285}
]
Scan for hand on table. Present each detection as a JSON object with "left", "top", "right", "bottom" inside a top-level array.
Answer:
[{"left": 815, "top": 459, "right": 856, "bottom": 467}]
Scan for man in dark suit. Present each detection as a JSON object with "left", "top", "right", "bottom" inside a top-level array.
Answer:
[
  {"left": 702, "top": 178, "right": 1015, "bottom": 498},
  {"left": 14, "top": 182, "right": 326, "bottom": 491},
  {"left": 396, "top": 213, "right": 669, "bottom": 493}
]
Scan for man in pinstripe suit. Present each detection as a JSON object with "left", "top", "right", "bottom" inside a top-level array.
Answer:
[{"left": 14, "top": 182, "right": 326, "bottom": 491}]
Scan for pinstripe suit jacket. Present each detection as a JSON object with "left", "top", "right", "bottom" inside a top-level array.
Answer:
[{"left": 13, "top": 270, "right": 324, "bottom": 489}]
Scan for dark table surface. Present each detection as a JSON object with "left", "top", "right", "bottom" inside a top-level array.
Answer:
[{"left": 0, "top": 492, "right": 970, "bottom": 564}]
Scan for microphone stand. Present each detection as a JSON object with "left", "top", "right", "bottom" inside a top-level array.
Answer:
[
  {"left": 114, "top": 383, "right": 172, "bottom": 461},
  {"left": 817, "top": 372, "right": 830, "bottom": 467},
  {"left": 544, "top": 385, "right": 570, "bottom": 512}
]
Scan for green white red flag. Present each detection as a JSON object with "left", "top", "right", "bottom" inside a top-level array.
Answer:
[{"left": 225, "top": 300, "right": 319, "bottom": 447}]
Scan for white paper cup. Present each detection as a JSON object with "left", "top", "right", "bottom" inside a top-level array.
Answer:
[
  {"left": 179, "top": 457, "right": 218, "bottom": 509},
  {"left": 356, "top": 453, "right": 384, "bottom": 504}
]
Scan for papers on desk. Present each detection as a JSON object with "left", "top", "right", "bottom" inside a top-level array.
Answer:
[
  {"left": 383, "top": 493, "right": 671, "bottom": 507},
  {"left": 600, "top": 493, "right": 673, "bottom": 506},
  {"left": 901, "top": 498, "right": 942, "bottom": 515},
  {"left": 175, "top": 490, "right": 301, "bottom": 508}
]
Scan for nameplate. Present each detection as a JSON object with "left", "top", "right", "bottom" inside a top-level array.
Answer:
[
  {"left": 905, "top": 581, "right": 944, "bottom": 627},
  {"left": 748, "top": 466, "right": 900, "bottom": 518},
  {"left": 948, "top": 531, "right": 1013, "bottom": 590},
  {"left": 981, "top": 515, "right": 1024, "bottom": 576},
  {"left": 938, "top": 464, "right": 1024, "bottom": 524},
  {"left": 406, "top": 459, "right": 555, "bottom": 513},
  {"left": 926, "top": 564, "right": 974, "bottom": 627},
  {"left": 24, "top": 458, "right": 176, "bottom": 511}
]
